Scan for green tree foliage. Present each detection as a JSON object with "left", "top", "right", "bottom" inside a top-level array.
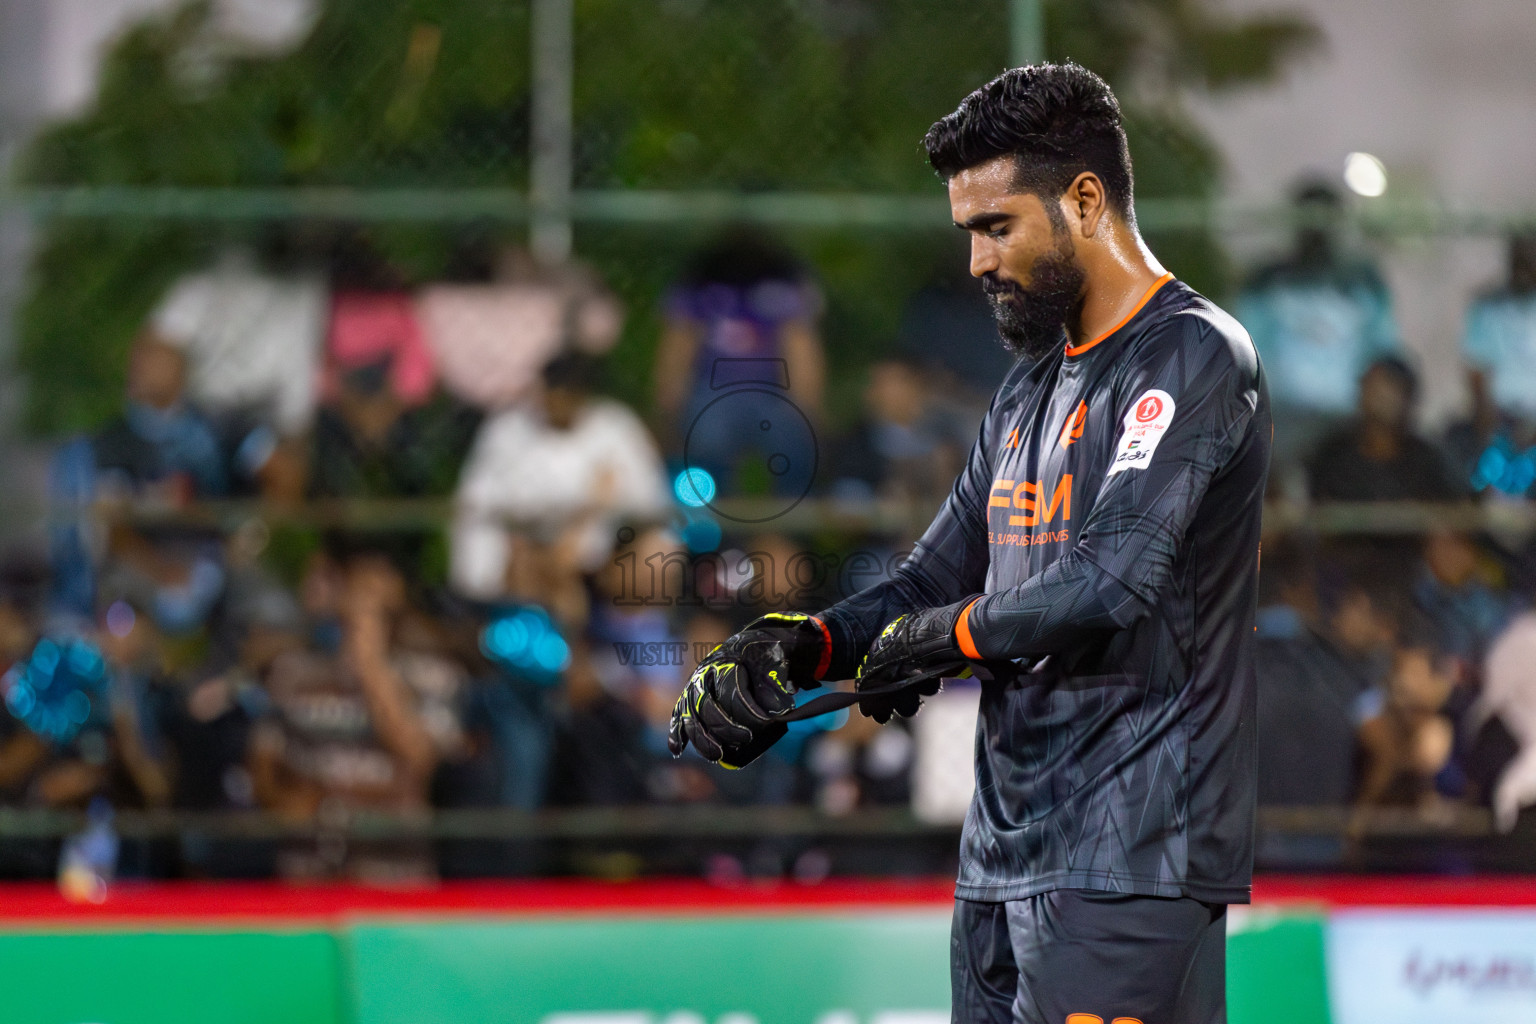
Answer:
[{"left": 15, "top": 0, "right": 1315, "bottom": 435}]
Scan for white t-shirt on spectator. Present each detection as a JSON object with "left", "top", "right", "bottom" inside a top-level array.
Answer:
[
  {"left": 153, "top": 253, "right": 327, "bottom": 435},
  {"left": 451, "top": 397, "right": 670, "bottom": 599},
  {"left": 1482, "top": 611, "right": 1536, "bottom": 830}
]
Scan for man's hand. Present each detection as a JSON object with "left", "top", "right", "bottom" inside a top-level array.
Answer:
[
  {"left": 855, "top": 599, "right": 977, "bottom": 723},
  {"left": 667, "top": 613, "right": 828, "bottom": 768}
]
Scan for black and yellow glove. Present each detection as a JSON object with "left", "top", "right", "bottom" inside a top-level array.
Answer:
[
  {"left": 855, "top": 599, "right": 978, "bottom": 723},
  {"left": 667, "top": 612, "right": 829, "bottom": 768}
]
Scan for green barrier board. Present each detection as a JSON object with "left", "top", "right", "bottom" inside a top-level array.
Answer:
[
  {"left": 0, "top": 909, "right": 1329, "bottom": 1024},
  {"left": 347, "top": 911, "right": 1330, "bottom": 1024},
  {"left": 0, "top": 929, "right": 344, "bottom": 1024},
  {"left": 1228, "top": 912, "right": 1332, "bottom": 1024},
  {"left": 346, "top": 913, "right": 954, "bottom": 1024}
]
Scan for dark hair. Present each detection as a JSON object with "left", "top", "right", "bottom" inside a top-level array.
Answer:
[
  {"left": 684, "top": 226, "right": 804, "bottom": 288},
  {"left": 923, "top": 63, "right": 1135, "bottom": 222},
  {"left": 1363, "top": 354, "right": 1419, "bottom": 404},
  {"left": 542, "top": 352, "right": 601, "bottom": 392},
  {"left": 1291, "top": 178, "right": 1342, "bottom": 209}
]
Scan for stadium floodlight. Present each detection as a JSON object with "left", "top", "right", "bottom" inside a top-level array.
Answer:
[{"left": 1344, "top": 151, "right": 1388, "bottom": 197}]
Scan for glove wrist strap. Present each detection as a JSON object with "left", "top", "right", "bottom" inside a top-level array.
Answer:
[{"left": 808, "top": 615, "right": 833, "bottom": 680}]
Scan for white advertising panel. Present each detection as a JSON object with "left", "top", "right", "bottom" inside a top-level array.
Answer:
[{"left": 1328, "top": 910, "right": 1536, "bottom": 1024}]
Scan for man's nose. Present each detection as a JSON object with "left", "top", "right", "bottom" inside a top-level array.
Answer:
[{"left": 969, "top": 236, "right": 999, "bottom": 278}]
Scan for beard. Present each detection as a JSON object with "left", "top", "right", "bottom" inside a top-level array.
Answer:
[{"left": 983, "top": 236, "right": 1087, "bottom": 361}]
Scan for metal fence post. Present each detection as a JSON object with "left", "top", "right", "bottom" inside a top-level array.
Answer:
[
  {"left": 1010, "top": 0, "right": 1045, "bottom": 67},
  {"left": 530, "top": 0, "right": 574, "bottom": 264}
]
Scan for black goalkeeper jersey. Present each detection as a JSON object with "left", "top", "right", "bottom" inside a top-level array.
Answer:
[{"left": 818, "top": 276, "right": 1270, "bottom": 903}]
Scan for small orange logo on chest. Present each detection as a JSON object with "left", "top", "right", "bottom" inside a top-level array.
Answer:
[{"left": 1059, "top": 400, "right": 1088, "bottom": 448}]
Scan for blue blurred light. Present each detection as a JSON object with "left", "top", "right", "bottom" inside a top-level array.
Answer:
[
  {"left": 32, "top": 639, "right": 59, "bottom": 677},
  {"left": 64, "top": 690, "right": 92, "bottom": 725},
  {"left": 673, "top": 467, "right": 716, "bottom": 508},
  {"left": 485, "top": 617, "right": 530, "bottom": 660},
  {"left": 1511, "top": 454, "right": 1536, "bottom": 494},
  {"left": 6, "top": 636, "right": 109, "bottom": 743},
  {"left": 1473, "top": 440, "right": 1536, "bottom": 496},
  {"left": 532, "top": 632, "right": 572, "bottom": 672},
  {"left": 480, "top": 606, "right": 569, "bottom": 684},
  {"left": 67, "top": 642, "right": 104, "bottom": 679},
  {"left": 7, "top": 680, "right": 35, "bottom": 717}
]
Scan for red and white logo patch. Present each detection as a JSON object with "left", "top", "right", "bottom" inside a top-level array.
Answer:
[{"left": 1108, "top": 388, "right": 1176, "bottom": 476}]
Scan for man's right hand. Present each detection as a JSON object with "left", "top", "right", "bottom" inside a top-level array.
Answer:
[{"left": 667, "top": 612, "right": 829, "bottom": 769}]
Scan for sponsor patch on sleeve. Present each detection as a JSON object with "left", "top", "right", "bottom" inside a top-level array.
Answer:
[{"left": 1107, "top": 388, "right": 1176, "bottom": 476}]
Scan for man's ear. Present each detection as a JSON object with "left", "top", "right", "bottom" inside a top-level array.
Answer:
[{"left": 1065, "top": 172, "right": 1109, "bottom": 239}]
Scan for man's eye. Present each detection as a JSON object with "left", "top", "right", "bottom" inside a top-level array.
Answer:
[{"left": 986, "top": 227, "right": 1007, "bottom": 239}]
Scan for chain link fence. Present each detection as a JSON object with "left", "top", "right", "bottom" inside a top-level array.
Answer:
[{"left": 0, "top": 0, "right": 1532, "bottom": 881}]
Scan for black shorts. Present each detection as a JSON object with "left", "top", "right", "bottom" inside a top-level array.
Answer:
[{"left": 950, "top": 889, "right": 1227, "bottom": 1024}]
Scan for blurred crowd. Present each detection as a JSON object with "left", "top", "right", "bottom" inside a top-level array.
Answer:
[
  {"left": 1237, "top": 184, "right": 1536, "bottom": 836},
  {"left": 3, "top": 184, "right": 1536, "bottom": 880}
]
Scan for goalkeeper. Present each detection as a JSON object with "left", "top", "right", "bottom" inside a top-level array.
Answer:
[{"left": 669, "top": 63, "right": 1269, "bottom": 1024}]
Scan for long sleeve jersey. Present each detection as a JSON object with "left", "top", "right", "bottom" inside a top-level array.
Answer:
[{"left": 818, "top": 276, "right": 1271, "bottom": 903}]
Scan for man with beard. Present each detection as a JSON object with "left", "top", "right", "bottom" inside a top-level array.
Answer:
[{"left": 669, "top": 63, "right": 1269, "bottom": 1023}]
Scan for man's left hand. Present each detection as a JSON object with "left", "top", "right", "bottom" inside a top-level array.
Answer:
[{"left": 855, "top": 599, "right": 977, "bottom": 723}]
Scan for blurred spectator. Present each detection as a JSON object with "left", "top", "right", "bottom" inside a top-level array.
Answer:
[
  {"left": 1445, "top": 230, "right": 1536, "bottom": 496},
  {"left": 50, "top": 332, "right": 227, "bottom": 619},
  {"left": 546, "top": 636, "right": 652, "bottom": 807},
  {"left": 653, "top": 228, "right": 824, "bottom": 492},
  {"left": 325, "top": 289, "right": 435, "bottom": 405},
  {"left": 0, "top": 598, "right": 170, "bottom": 812},
  {"left": 1307, "top": 356, "right": 1464, "bottom": 503},
  {"left": 91, "top": 333, "right": 227, "bottom": 500},
  {"left": 418, "top": 241, "right": 622, "bottom": 411},
  {"left": 586, "top": 526, "right": 688, "bottom": 746},
  {"left": 322, "top": 233, "right": 435, "bottom": 406},
  {"left": 96, "top": 521, "right": 226, "bottom": 640},
  {"left": 1254, "top": 540, "right": 1365, "bottom": 806},
  {"left": 308, "top": 359, "right": 479, "bottom": 501},
  {"left": 1355, "top": 637, "right": 1458, "bottom": 811},
  {"left": 310, "top": 233, "right": 478, "bottom": 504},
  {"left": 1323, "top": 575, "right": 1402, "bottom": 695},
  {"left": 95, "top": 599, "right": 173, "bottom": 811},
  {"left": 1236, "top": 181, "right": 1401, "bottom": 480},
  {"left": 1413, "top": 531, "right": 1517, "bottom": 668},
  {"left": 459, "top": 618, "right": 557, "bottom": 812},
  {"left": 148, "top": 240, "right": 326, "bottom": 439},
  {"left": 206, "top": 518, "right": 302, "bottom": 665},
  {"left": 450, "top": 354, "right": 669, "bottom": 612},
  {"left": 828, "top": 358, "right": 967, "bottom": 504},
  {"left": 250, "top": 552, "right": 467, "bottom": 880},
  {"left": 547, "top": 524, "right": 678, "bottom": 810}
]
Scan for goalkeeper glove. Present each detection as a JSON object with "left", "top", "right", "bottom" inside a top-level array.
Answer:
[
  {"left": 667, "top": 612, "right": 829, "bottom": 768},
  {"left": 855, "top": 599, "right": 978, "bottom": 723}
]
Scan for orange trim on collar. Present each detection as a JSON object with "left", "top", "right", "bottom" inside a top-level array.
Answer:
[
  {"left": 955, "top": 596, "right": 984, "bottom": 661},
  {"left": 1063, "top": 272, "right": 1175, "bottom": 358}
]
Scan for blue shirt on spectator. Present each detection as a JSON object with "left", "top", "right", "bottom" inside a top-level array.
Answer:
[
  {"left": 1236, "top": 262, "right": 1400, "bottom": 416},
  {"left": 1464, "top": 287, "right": 1536, "bottom": 420}
]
